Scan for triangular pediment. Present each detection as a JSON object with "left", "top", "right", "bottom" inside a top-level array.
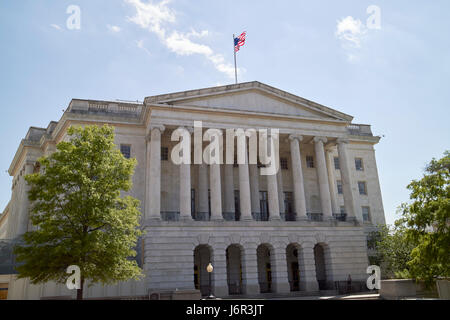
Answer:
[{"left": 145, "top": 81, "right": 353, "bottom": 121}]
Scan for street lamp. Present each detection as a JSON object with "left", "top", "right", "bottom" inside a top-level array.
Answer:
[{"left": 206, "top": 262, "right": 215, "bottom": 299}]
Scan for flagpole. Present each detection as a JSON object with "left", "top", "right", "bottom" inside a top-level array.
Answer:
[{"left": 233, "top": 34, "right": 238, "bottom": 84}]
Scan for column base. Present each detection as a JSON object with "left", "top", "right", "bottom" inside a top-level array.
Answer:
[
  {"left": 252, "top": 212, "right": 261, "bottom": 221},
  {"left": 346, "top": 216, "right": 359, "bottom": 225},
  {"left": 223, "top": 212, "right": 236, "bottom": 221},
  {"left": 241, "top": 215, "right": 255, "bottom": 222},
  {"left": 296, "top": 215, "right": 309, "bottom": 222},
  {"left": 195, "top": 212, "right": 210, "bottom": 221},
  {"left": 269, "top": 216, "right": 281, "bottom": 221}
]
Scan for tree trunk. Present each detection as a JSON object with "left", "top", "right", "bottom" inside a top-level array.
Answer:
[{"left": 77, "top": 277, "right": 85, "bottom": 300}]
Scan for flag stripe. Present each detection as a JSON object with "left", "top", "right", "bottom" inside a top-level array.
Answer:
[{"left": 234, "top": 31, "right": 246, "bottom": 52}]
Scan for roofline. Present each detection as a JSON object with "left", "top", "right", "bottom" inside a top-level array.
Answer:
[{"left": 144, "top": 81, "right": 354, "bottom": 122}]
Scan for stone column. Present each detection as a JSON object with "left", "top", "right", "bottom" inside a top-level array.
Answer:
[
  {"left": 16, "top": 162, "right": 34, "bottom": 235},
  {"left": 313, "top": 137, "right": 333, "bottom": 220},
  {"left": 209, "top": 135, "right": 223, "bottom": 221},
  {"left": 299, "top": 243, "right": 319, "bottom": 291},
  {"left": 147, "top": 125, "right": 165, "bottom": 220},
  {"left": 271, "top": 244, "right": 290, "bottom": 293},
  {"left": 197, "top": 163, "right": 209, "bottom": 221},
  {"left": 267, "top": 172, "right": 280, "bottom": 221},
  {"left": 337, "top": 139, "right": 357, "bottom": 222},
  {"left": 223, "top": 164, "right": 235, "bottom": 221},
  {"left": 249, "top": 164, "right": 261, "bottom": 221},
  {"left": 289, "top": 135, "right": 308, "bottom": 220},
  {"left": 277, "top": 165, "right": 285, "bottom": 219},
  {"left": 145, "top": 135, "right": 152, "bottom": 220},
  {"left": 179, "top": 128, "right": 192, "bottom": 221},
  {"left": 242, "top": 244, "right": 259, "bottom": 295},
  {"left": 326, "top": 148, "right": 339, "bottom": 215},
  {"left": 239, "top": 143, "right": 253, "bottom": 221}
]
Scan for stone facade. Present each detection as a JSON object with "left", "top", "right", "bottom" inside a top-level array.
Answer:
[{"left": 0, "top": 81, "right": 385, "bottom": 299}]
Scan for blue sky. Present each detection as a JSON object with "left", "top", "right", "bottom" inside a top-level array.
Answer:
[{"left": 0, "top": 0, "right": 449, "bottom": 225}]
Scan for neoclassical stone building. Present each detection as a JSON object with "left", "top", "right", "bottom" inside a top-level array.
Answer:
[{"left": 0, "top": 81, "right": 385, "bottom": 299}]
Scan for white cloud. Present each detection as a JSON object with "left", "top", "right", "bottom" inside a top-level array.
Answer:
[
  {"left": 165, "top": 31, "right": 213, "bottom": 56},
  {"left": 125, "top": 0, "right": 238, "bottom": 79},
  {"left": 107, "top": 25, "right": 122, "bottom": 32},
  {"left": 187, "top": 29, "right": 209, "bottom": 38},
  {"left": 335, "top": 16, "right": 367, "bottom": 48},
  {"left": 135, "top": 39, "right": 151, "bottom": 56},
  {"left": 125, "top": 0, "right": 175, "bottom": 38},
  {"left": 50, "top": 24, "right": 62, "bottom": 30}
]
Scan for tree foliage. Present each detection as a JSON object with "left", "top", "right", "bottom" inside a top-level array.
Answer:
[
  {"left": 397, "top": 150, "right": 450, "bottom": 286},
  {"left": 14, "top": 125, "right": 143, "bottom": 299},
  {"left": 368, "top": 224, "right": 417, "bottom": 279},
  {"left": 368, "top": 151, "right": 449, "bottom": 286}
]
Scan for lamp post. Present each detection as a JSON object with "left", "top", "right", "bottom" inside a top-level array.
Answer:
[{"left": 206, "top": 262, "right": 215, "bottom": 299}]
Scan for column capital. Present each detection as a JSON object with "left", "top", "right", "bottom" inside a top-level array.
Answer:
[
  {"left": 336, "top": 138, "right": 349, "bottom": 145},
  {"left": 149, "top": 124, "right": 165, "bottom": 133},
  {"left": 288, "top": 134, "right": 303, "bottom": 142},
  {"left": 313, "top": 136, "right": 328, "bottom": 144}
]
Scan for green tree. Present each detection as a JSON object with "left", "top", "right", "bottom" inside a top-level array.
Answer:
[
  {"left": 368, "top": 224, "right": 417, "bottom": 279},
  {"left": 397, "top": 150, "right": 450, "bottom": 286},
  {"left": 14, "top": 125, "right": 143, "bottom": 299}
]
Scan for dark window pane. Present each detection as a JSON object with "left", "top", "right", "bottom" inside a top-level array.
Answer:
[
  {"left": 120, "top": 145, "right": 131, "bottom": 159},
  {"left": 358, "top": 181, "right": 367, "bottom": 195},
  {"left": 334, "top": 157, "right": 340, "bottom": 170},
  {"left": 280, "top": 157, "right": 288, "bottom": 170},
  {"left": 161, "top": 147, "right": 169, "bottom": 161},
  {"left": 337, "top": 180, "right": 343, "bottom": 194},
  {"left": 355, "top": 158, "right": 364, "bottom": 171},
  {"left": 306, "top": 156, "right": 314, "bottom": 168}
]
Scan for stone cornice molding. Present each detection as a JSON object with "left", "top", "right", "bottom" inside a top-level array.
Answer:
[{"left": 336, "top": 138, "right": 349, "bottom": 145}]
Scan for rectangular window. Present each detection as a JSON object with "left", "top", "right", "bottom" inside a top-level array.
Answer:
[
  {"left": 362, "top": 206, "right": 370, "bottom": 222},
  {"left": 284, "top": 192, "right": 294, "bottom": 221},
  {"left": 340, "top": 206, "right": 346, "bottom": 214},
  {"left": 334, "top": 157, "right": 340, "bottom": 170},
  {"left": 358, "top": 181, "right": 367, "bottom": 195},
  {"left": 355, "top": 158, "right": 364, "bottom": 171},
  {"left": 280, "top": 157, "right": 288, "bottom": 170},
  {"left": 306, "top": 156, "right": 314, "bottom": 168},
  {"left": 120, "top": 145, "right": 131, "bottom": 159},
  {"left": 161, "top": 147, "right": 169, "bottom": 161},
  {"left": 234, "top": 190, "right": 241, "bottom": 221},
  {"left": 260, "top": 191, "right": 268, "bottom": 221},
  {"left": 191, "top": 189, "right": 195, "bottom": 218},
  {"left": 337, "top": 180, "right": 343, "bottom": 194}
]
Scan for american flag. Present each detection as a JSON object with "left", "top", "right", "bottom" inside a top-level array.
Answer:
[{"left": 234, "top": 31, "right": 246, "bottom": 52}]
